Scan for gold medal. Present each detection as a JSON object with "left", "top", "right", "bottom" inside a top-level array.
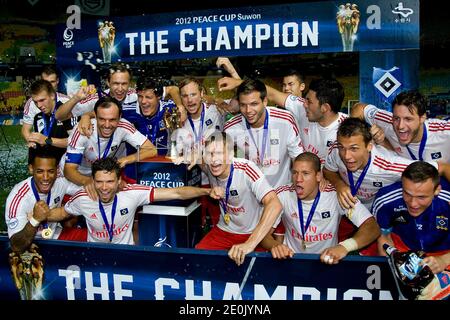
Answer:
[
  {"left": 41, "top": 227, "right": 53, "bottom": 239},
  {"left": 302, "top": 241, "right": 307, "bottom": 251},
  {"left": 224, "top": 213, "right": 231, "bottom": 225}
]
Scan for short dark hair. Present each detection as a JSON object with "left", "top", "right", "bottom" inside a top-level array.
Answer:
[
  {"left": 402, "top": 161, "right": 440, "bottom": 189},
  {"left": 294, "top": 152, "right": 321, "bottom": 173},
  {"left": 107, "top": 63, "right": 132, "bottom": 81},
  {"left": 392, "top": 90, "right": 427, "bottom": 117},
  {"left": 236, "top": 78, "right": 267, "bottom": 101},
  {"left": 41, "top": 65, "right": 58, "bottom": 77},
  {"left": 28, "top": 146, "right": 58, "bottom": 166},
  {"left": 94, "top": 96, "right": 122, "bottom": 118},
  {"left": 337, "top": 117, "right": 372, "bottom": 145},
  {"left": 136, "top": 76, "right": 164, "bottom": 97},
  {"left": 30, "top": 79, "right": 55, "bottom": 96},
  {"left": 308, "top": 78, "right": 344, "bottom": 114},
  {"left": 91, "top": 157, "right": 121, "bottom": 179},
  {"left": 284, "top": 69, "right": 305, "bottom": 84}
]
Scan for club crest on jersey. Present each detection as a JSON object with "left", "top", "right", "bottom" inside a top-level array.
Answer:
[
  {"left": 436, "top": 216, "right": 448, "bottom": 231},
  {"left": 431, "top": 152, "right": 442, "bottom": 160},
  {"left": 230, "top": 190, "right": 238, "bottom": 196},
  {"left": 321, "top": 211, "right": 331, "bottom": 219},
  {"left": 54, "top": 196, "right": 60, "bottom": 204},
  {"left": 326, "top": 140, "right": 334, "bottom": 147},
  {"left": 120, "top": 208, "right": 129, "bottom": 216},
  {"left": 205, "top": 119, "right": 212, "bottom": 126},
  {"left": 289, "top": 95, "right": 297, "bottom": 101},
  {"left": 373, "top": 181, "right": 383, "bottom": 188},
  {"left": 270, "top": 138, "right": 279, "bottom": 145},
  {"left": 110, "top": 145, "right": 118, "bottom": 152},
  {"left": 366, "top": 107, "right": 377, "bottom": 120},
  {"left": 8, "top": 218, "right": 18, "bottom": 230}
]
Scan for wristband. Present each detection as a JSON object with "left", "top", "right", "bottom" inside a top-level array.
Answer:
[
  {"left": 339, "top": 238, "right": 358, "bottom": 252},
  {"left": 29, "top": 217, "right": 40, "bottom": 228}
]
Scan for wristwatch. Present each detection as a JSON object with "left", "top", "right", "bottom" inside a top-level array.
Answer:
[{"left": 45, "top": 137, "right": 53, "bottom": 146}]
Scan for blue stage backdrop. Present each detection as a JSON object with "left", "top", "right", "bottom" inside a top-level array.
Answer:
[
  {"left": 0, "top": 237, "right": 399, "bottom": 300},
  {"left": 55, "top": 0, "right": 420, "bottom": 109}
]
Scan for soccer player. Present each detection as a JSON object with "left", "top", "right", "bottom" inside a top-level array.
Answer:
[
  {"left": 351, "top": 90, "right": 450, "bottom": 163},
  {"left": 260, "top": 152, "right": 380, "bottom": 264},
  {"left": 195, "top": 132, "right": 283, "bottom": 266},
  {"left": 63, "top": 96, "right": 157, "bottom": 198},
  {"left": 26, "top": 80, "right": 78, "bottom": 164},
  {"left": 40, "top": 157, "right": 221, "bottom": 245},
  {"left": 5, "top": 147, "right": 85, "bottom": 253},
  {"left": 373, "top": 161, "right": 450, "bottom": 274},
  {"left": 223, "top": 78, "right": 304, "bottom": 188}
]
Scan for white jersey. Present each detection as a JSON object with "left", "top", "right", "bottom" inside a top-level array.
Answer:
[
  {"left": 5, "top": 177, "right": 81, "bottom": 239},
  {"left": 64, "top": 118, "right": 147, "bottom": 175},
  {"left": 22, "top": 93, "right": 70, "bottom": 125},
  {"left": 274, "top": 185, "right": 372, "bottom": 253},
  {"left": 175, "top": 103, "right": 224, "bottom": 185},
  {"left": 285, "top": 94, "right": 348, "bottom": 163},
  {"left": 364, "top": 104, "right": 450, "bottom": 163},
  {"left": 64, "top": 184, "right": 153, "bottom": 244},
  {"left": 224, "top": 107, "right": 304, "bottom": 188},
  {"left": 71, "top": 89, "right": 138, "bottom": 117},
  {"left": 324, "top": 144, "right": 438, "bottom": 209},
  {"left": 206, "top": 158, "right": 275, "bottom": 234}
]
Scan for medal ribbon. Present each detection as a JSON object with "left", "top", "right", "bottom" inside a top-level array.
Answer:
[
  {"left": 245, "top": 109, "right": 269, "bottom": 165},
  {"left": 30, "top": 177, "right": 51, "bottom": 230},
  {"left": 98, "top": 195, "right": 118, "bottom": 242},
  {"left": 97, "top": 132, "right": 115, "bottom": 159},
  {"left": 219, "top": 164, "right": 234, "bottom": 221},
  {"left": 406, "top": 123, "right": 427, "bottom": 161},
  {"left": 297, "top": 191, "right": 321, "bottom": 246},
  {"left": 347, "top": 153, "right": 371, "bottom": 196},
  {"left": 187, "top": 104, "right": 205, "bottom": 143},
  {"left": 41, "top": 93, "right": 58, "bottom": 137}
]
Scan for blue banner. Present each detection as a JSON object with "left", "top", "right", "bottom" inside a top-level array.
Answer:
[
  {"left": 0, "top": 237, "right": 399, "bottom": 300},
  {"left": 56, "top": 0, "right": 419, "bottom": 65}
]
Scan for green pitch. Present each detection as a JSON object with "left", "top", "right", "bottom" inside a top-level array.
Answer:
[{"left": 0, "top": 125, "right": 29, "bottom": 233}]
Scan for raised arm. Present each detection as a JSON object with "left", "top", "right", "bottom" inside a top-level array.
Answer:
[
  {"left": 154, "top": 186, "right": 223, "bottom": 201},
  {"left": 350, "top": 102, "right": 368, "bottom": 120},
  {"left": 228, "top": 191, "right": 283, "bottom": 266},
  {"left": 216, "top": 57, "right": 241, "bottom": 80},
  {"left": 117, "top": 139, "right": 157, "bottom": 168}
]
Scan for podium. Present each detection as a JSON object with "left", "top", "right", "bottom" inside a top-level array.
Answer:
[{"left": 136, "top": 156, "right": 203, "bottom": 247}]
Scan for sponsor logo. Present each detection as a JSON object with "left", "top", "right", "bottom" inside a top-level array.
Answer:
[
  {"left": 392, "top": 2, "right": 414, "bottom": 23},
  {"left": 90, "top": 213, "right": 98, "bottom": 219},
  {"left": 63, "top": 28, "right": 75, "bottom": 48},
  {"left": 394, "top": 215, "right": 407, "bottom": 223}
]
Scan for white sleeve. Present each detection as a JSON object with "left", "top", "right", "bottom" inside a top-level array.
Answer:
[
  {"left": 324, "top": 147, "right": 340, "bottom": 172},
  {"left": 363, "top": 104, "right": 393, "bottom": 132},
  {"left": 64, "top": 197, "right": 83, "bottom": 216},
  {"left": 5, "top": 191, "right": 33, "bottom": 238},
  {"left": 22, "top": 98, "right": 39, "bottom": 125},
  {"left": 246, "top": 161, "right": 275, "bottom": 202},
  {"left": 71, "top": 97, "right": 97, "bottom": 117},
  {"left": 341, "top": 201, "right": 373, "bottom": 228},
  {"left": 284, "top": 95, "right": 307, "bottom": 129},
  {"left": 128, "top": 185, "right": 155, "bottom": 206},
  {"left": 62, "top": 178, "right": 83, "bottom": 196},
  {"left": 285, "top": 118, "right": 304, "bottom": 159}
]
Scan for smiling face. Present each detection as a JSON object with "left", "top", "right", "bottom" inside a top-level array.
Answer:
[
  {"left": 30, "top": 157, "right": 57, "bottom": 194},
  {"left": 204, "top": 140, "right": 232, "bottom": 179},
  {"left": 402, "top": 177, "right": 440, "bottom": 217},
  {"left": 180, "top": 81, "right": 203, "bottom": 119},
  {"left": 392, "top": 104, "right": 426, "bottom": 145},
  {"left": 94, "top": 170, "right": 120, "bottom": 203},
  {"left": 138, "top": 88, "right": 159, "bottom": 117},
  {"left": 337, "top": 134, "right": 372, "bottom": 172},
  {"left": 238, "top": 91, "right": 267, "bottom": 128},
  {"left": 108, "top": 71, "right": 130, "bottom": 102},
  {"left": 96, "top": 104, "right": 120, "bottom": 138},
  {"left": 292, "top": 160, "right": 321, "bottom": 200}
]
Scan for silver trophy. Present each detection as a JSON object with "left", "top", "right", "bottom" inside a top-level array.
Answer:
[
  {"left": 9, "top": 244, "right": 44, "bottom": 300},
  {"left": 163, "top": 106, "right": 182, "bottom": 159},
  {"left": 336, "top": 3, "right": 360, "bottom": 52}
]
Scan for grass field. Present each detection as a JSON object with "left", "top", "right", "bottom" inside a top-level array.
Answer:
[{"left": 0, "top": 125, "right": 29, "bottom": 233}]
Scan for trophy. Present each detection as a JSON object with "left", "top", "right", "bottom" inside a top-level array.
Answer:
[
  {"left": 98, "top": 21, "right": 116, "bottom": 63},
  {"left": 9, "top": 243, "right": 44, "bottom": 300},
  {"left": 163, "top": 106, "right": 182, "bottom": 159},
  {"left": 336, "top": 3, "right": 360, "bottom": 52}
]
